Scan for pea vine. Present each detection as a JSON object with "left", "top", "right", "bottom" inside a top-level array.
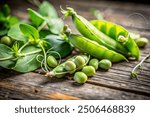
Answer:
[
  {"left": 0, "top": 2, "right": 72, "bottom": 73},
  {"left": 131, "top": 53, "right": 150, "bottom": 79}
]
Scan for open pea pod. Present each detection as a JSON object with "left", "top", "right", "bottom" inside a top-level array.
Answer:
[
  {"left": 62, "top": 7, "right": 129, "bottom": 57},
  {"left": 91, "top": 20, "right": 140, "bottom": 60},
  {"left": 69, "top": 34, "right": 127, "bottom": 63}
]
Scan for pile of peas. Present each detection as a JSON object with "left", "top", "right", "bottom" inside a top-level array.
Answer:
[{"left": 46, "top": 55, "right": 112, "bottom": 84}]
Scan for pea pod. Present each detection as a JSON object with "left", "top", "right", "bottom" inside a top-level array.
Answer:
[
  {"left": 91, "top": 20, "right": 140, "bottom": 60},
  {"left": 62, "top": 7, "right": 129, "bottom": 57},
  {"left": 45, "top": 54, "right": 89, "bottom": 78},
  {"left": 69, "top": 34, "right": 128, "bottom": 62}
]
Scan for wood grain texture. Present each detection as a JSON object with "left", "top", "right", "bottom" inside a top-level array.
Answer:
[
  {"left": 0, "top": 0, "right": 150, "bottom": 99},
  {"left": 0, "top": 72, "right": 149, "bottom": 99}
]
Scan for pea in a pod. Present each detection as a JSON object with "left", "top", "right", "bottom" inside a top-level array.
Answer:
[
  {"left": 47, "top": 55, "right": 58, "bottom": 68},
  {"left": 46, "top": 54, "right": 90, "bottom": 78},
  {"left": 69, "top": 34, "right": 128, "bottom": 63},
  {"left": 65, "top": 61, "right": 76, "bottom": 71},
  {"left": 91, "top": 20, "right": 140, "bottom": 60},
  {"left": 74, "top": 55, "right": 86, "bottom": 70},
  {"left": 61, "top": 7, "right": 129, "bottom": 57}
]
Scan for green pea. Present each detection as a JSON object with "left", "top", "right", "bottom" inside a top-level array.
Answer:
[
  {"left": 0, "top": 36, "right": 13, "bottom": 46},
  {"left": 135, "top": 38, "right": 148, "bottom": 48},
  {"left": 117, "top": 35, "right": 128, "bottom": 44},
  {"left": 73, "top": 72, "right": 88, "bottom": 84},
  {"left": 74, "top": 56, "right": 85, "bottom": 69},
  {"left": 47, "top": 55, "right": 58, "bottom": 68},
  {"left": 99, "top": 59, "right": 112, "bottom": 70},
  {"left": 89, "top": 58, "right": 99, "bottom": 70},
  {"left": 65, "top": 61, "right": 76, "bottom": 71},
  {"left": 82, "top": 66, "right": 95, "bottom": 76},
  {"left": 55, "top": 66, "right": 66, "bottom": 78}
]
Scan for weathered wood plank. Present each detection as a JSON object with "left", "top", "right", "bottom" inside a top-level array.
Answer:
[{"left": 0, "top": 72, "right": 149, "bottom": 99}]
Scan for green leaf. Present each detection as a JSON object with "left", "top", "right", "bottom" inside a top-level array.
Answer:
[
  {"left": 21, "top": 45, "right": 41, "bottom": 53},
  {"left": 13, "top": 54, "right": 40, "bottom": 73},
  {"left": 8, "top": 23, "right": 27, "bottom": 42},
  {"left": 1, "top": 4, "right": 11, "bottom": 17},
  {"left": 13, "top": 46, "right": 42, "bottom": 73},
  {"left": 0, "top": 44, "right": 15, "bottom": 68},
  {"left": 0, "top": 29, "right": 8, "bottom": 36},
  {"left": 7, "top": 16, "right": 19, "bottom": 27},
  {"left": 39, "top": 1, "right": 58, "bottom": 18},
  {"left": 39, "top": 29, "right": 51, "bottom": 38},
  {"left": 19, "top": 23, "right": 39, "bottom": 40},
  {"left": 47, "top": 18, "right": 64, "bottom": 34},
  {"left": 28, "top": 8, "right": 45, "bottom": 28},
  {"left": 45, "top": 35, "right": 72, "bottom": 58}
]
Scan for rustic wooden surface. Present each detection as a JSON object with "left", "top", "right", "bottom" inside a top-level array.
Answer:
[{"left": 0, "top": 0, "right": 150, "bottom": 99}]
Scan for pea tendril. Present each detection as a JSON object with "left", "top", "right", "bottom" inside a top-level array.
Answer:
[{"left": 131, "top": 53, "right": 150, "bottom": 79}]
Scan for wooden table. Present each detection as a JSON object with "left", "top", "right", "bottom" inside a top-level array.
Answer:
[{"left": 0, "top": 0, "right": 150, "bottom": 99}]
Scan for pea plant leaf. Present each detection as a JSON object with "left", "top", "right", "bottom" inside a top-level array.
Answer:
[
  {"left": 46, "top": 18, "right": 64, "bottom": 34},
  {"left": 0, "top": 4, "right": 19, "bottom": 37},
  {"left": 0, "top": 29, "right": 8, "bottom": 36},
  {"left": 44, "top": 35, "right": 72, "bottom": 58},
  {"left": 19, "top": 23, "right": 39, "bottom": 40},
  {"left": 39, "top": 1, "right": 58, "bottom": 19},
  {"left": 39, "top": 29, "right": 52, "bottom": 38},
  {"left": 13, "top": 45, "right": 42, "bottom": 73},
  {"left": 28, "top": 8, "right": 45, "bottom": 28},
  {"left": 0, "top": 44, "right": 15, "bottom": 68},
  {"left": 7, "top": 16, "right": 19, "bottom": 28},
  {"left": 8, "top": 23, "right": 27, "bottom": 42}
]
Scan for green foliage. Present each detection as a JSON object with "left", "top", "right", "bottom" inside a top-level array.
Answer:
[
  {"left": 0, "top": 4, "right": 19, "bottom": 37},
  {"left": 38, "top": 1, "right": 58, "bottom": 18},
  {"left": 13, "top": 46, "right": 42, "bottom": 73},
  {"left": 45, "top": 35, "right": 72, "bottom": 58},
  {"left": 0, "top": 44, "right": 15, "bottom": 68},
  {"left": 46, "top": 18, "right": 64, "bottom": 34},
  {"left": 8, "top": 23, "right": 27, "bottom": 42},
  {"left": 19, "top": 23, "right": 39, "bottom": 42},
  {"left": 28, "top": 8, "right": 45, "bottom": 28}
]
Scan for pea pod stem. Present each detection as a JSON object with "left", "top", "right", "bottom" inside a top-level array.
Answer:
[
  {"left": 39, "top": 43, "right": 49, "bottom": 72},
  {"left": 19, "top": 49, "right": 42, "bottom": 57},
  {"left": 0, "top": 56, "right": 14, "bottom": 61},
  {"left": 131, "top": 53, "right": 150, "bottom": 79},
  {"left": 38, "top": 21, "right": 47, "bottom": 31},
  {"left": 18, "top": 41, "right": 30, "bottom": 53},
  {"left": 0, "top": 48, "right": 42, "bottom": 61}
]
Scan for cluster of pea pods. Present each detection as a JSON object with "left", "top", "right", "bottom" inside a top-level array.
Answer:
[
  {"left": 62, "top": 7, "right": 142, "bottom": 63},
  {"left": 47, "top": 7, "right": 149, "bottom": 83}
]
